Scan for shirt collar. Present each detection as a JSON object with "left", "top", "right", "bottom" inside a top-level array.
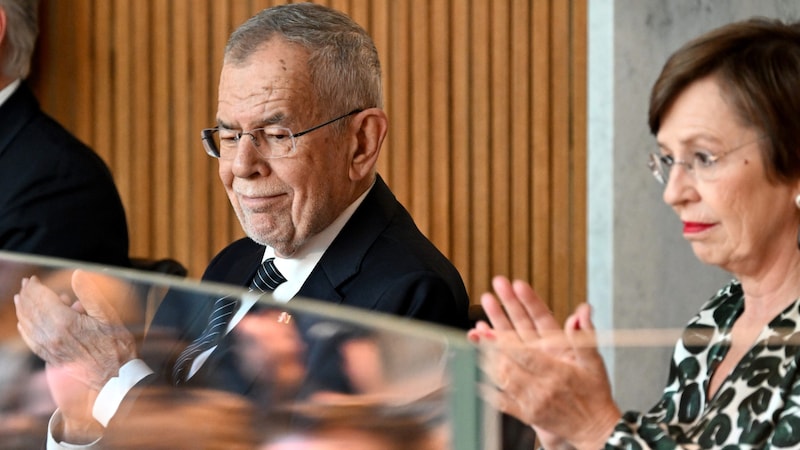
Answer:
[
  {"left": 0, "top": 79, "right": 21, "bottom": 108},
  {"left": 265, "top": 180, "right": 374, "bottom": 301}
]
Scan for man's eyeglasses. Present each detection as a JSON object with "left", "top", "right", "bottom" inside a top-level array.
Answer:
[
  {"left": 201, "top": 109, "right": 363, "bottom": 159},
  {"left": 647, "top": 136, "right": 765, "bottom": 184}
]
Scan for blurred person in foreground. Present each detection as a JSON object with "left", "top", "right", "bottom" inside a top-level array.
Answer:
[
  {"left": 469, "top": 17, "right": 800, "bottom": 449},
  {"left": 15, "top": 2, "right": 469, "bottom": 448},
  {"left": 100, "top": 386, "right": 260, "bottom": 450},
  {"left": 260, "top": 394, "right": 448, "bottom": 450},
  {"left": 0, "top": 0, "right": 129, "bottom": 266}
]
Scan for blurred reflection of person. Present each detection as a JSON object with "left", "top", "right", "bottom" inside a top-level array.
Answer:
[
  {"left": 231, "top": 309, "right": 307, "bottom": 405},
  {"left": 260, "top": 395, "right": 448, "bottom": 450},
  {"left": 101, "top": 386, "right": 259, "bottom": 450}
]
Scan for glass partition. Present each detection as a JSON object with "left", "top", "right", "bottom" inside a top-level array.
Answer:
[{"left": 0, "top": 251, "right": 497, "bottom": 449}]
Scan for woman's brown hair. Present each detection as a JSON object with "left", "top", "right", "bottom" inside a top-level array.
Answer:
[{"left": 649, "top": 17, "right": 800, "bottom": 183}]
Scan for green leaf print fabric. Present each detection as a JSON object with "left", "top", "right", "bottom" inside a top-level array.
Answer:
[{"left": 606, "top": 280, "right": 800, "bottom": 449}]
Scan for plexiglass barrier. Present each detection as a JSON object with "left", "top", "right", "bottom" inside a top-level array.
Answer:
[{"left": 0, "top": 251, "right": 497, "bottom": 449}]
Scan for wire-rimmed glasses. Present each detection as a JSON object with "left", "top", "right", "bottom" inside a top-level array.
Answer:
[
  {"left": 647, "top": 136, "right": 766, "bottom": 184},
  {"left": 201, "top": 109, "right": 363, "bottom": 159}
]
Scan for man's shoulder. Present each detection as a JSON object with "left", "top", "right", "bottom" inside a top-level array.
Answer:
[
  {"left": 356, "top": 178, "right": 458, "bottom": 275},
  {"left": 2, "top": 85, "right": 90, "bottom": 154},
  {"left": 1, "top": 103, "right": 113, "bottom": 181},
  {"left": 322, "top": 180, "right": 470, "bottom": 327}
]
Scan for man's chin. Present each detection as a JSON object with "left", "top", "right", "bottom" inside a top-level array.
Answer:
[{"left": 245, "top": 228, "right": 297, "bottom": 257}]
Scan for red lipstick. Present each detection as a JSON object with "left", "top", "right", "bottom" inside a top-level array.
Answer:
[{"left": 683, "top": 222, "right": 714, "bottom": 234}]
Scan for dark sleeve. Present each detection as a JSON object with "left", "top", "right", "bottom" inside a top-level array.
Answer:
[
  {"left": 0, "top": 115, "right": 129, "bottom": 267},
  {"left": 370, "top": 271, "right": 471, "bottom": 330}
]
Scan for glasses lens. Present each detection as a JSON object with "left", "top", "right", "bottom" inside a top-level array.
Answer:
[
  {"left": 214, "top": 129, "right": 239, "bottom": 159},
  {"left": 258, "top": 127, "right": 295, "bottom": 159},
  {"left": 648, "top": 153, "right": 667, "bottom": 184},
  {"left": 691, "top": 153, "right": 720, "bottom": 182},
  {"left": 201, "top": 129, "right": 221, "bottom": 158},
  {"left": 201, "top": 128, "right": 297, "bottom": 159}
]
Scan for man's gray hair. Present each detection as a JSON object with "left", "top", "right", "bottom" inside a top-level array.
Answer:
[
  {"left": 224, "top": 2, "right": 383, "bottom": 121},
  {"left": 0, "top": 0, "right": 38, "bottom": 79}
]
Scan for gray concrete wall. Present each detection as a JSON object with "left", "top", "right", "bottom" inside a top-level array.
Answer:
[{"left": 588, "top": 0, "right": 800, "bottom": 412}]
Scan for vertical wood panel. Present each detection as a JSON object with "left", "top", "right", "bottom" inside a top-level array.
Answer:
[
  {"left": 471, "top": 0, "right": 492, "bottom": 301},
  {"left": 450, "top": 0, "right": 472, "bottom": 297},
  {"left": 92, "top": 0, "right": 113, "bottom": 170},
  {"left": 132, "top": 0, "right": 151, "bottom": 255},
  {"left": 411, "top": 0, "right": 431, "bottom": 232},
  {"left": 511, "top": 0, "right": 532, "bottom": 284},
  {"left": 152, "top": 0, "right": 171, "bottom": 258},
  {"left": 371, "top": 0, "right": 391, "bottom": 180},
  {"left": 349, "top": 0, "right": 371, "bottom": 32},
  {"left": 430, "top": 0, "right": 452, "bottom": 253},
  {"left": 170, "top": 0, "right": 193, "bottom": 272},
  {"left": 112, "top": 1, "right": 134, "bottom": 254},
  {"left": 190, "top": 0, "right": 216, "bottom": 276},
  {"left": 571, "top": 0, "right": 588, "bottom": 315},
  {"left": 491, "top": 0, "right": 511, "bottom": 280},
  {"left": 72, "top": 0, "right": 92, "bottom": 142},
  {"left": 531, "top": 0, "right": 552, "bottom": 302},
  {"left": 387, "top": 1, "right": 410, "bottom": 203},
  {"left": 551, "top": 0, "right": 571, "bottom": 320},
  {"left": 210, "top": 1, "right": 238, "bottom": 266},
  {"left": 32, "top": 0, "right": 587, "bottom": 321}
]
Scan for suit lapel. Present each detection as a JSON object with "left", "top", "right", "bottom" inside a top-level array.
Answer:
[
  {"left": 209, "top": 239, "right": 265, "bottom": 287},
  {"left": 229, "top": 244, "right": 264, "bottom": 287},
  {"left": 296, "top": 175, "right": 397, "bottom": 304}
]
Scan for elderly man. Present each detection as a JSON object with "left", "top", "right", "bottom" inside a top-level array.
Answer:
[{"left": 15, "top": 3, "right": 469, "bottom": 448}]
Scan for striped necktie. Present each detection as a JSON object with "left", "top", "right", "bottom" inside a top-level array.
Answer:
[{"left": 172, "top": 258, "right": 287, "bottom": 383}]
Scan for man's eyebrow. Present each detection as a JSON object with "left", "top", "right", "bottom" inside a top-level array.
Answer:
[
  {"left": 265, "top": 111, "right": 287, "bottom": 125},
  {"left": 216, "top": 112, "right": 288, "bottom": 130},
  {"left": 216, "top": 119, "right": 236, "bottom": 130}
]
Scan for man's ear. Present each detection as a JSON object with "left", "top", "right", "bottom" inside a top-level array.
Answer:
[{"left": 348, "top": 108, "right": 388, "bottom": 181}]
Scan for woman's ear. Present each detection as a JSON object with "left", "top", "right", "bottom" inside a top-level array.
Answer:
[{"left": 348, "top": 108, "right": 388, "bottom": 181}]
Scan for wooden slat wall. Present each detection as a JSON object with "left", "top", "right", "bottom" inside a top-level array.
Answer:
[{"left": 30, "top": 0, "right": 586, "bottom": 319}]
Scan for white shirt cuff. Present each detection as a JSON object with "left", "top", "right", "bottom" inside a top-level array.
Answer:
[
  {"left": 46, "top": 411, "right": 101, "bottom": 450},
  {"left": 92, "top": 359, "right": 154, "bottom": 426},
  {"left": 45, "top": 359, "right": 153, "bottom": 449}
]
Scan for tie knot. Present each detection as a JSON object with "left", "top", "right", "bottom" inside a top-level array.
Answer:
[{"left": 249, "top": 257, "right": 287, "bottom": 293}]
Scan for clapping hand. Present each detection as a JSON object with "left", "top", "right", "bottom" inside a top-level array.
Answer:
[
  {"left": 14, "top": 269, "right": 138, "bottom": 442},
  {"left": 468, "top": 276, "right": 621, "bottom": 450}
]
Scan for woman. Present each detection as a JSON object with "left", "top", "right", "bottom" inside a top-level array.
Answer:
[{"left": 469, "top": 18, "right": 800, "bottom": 449}]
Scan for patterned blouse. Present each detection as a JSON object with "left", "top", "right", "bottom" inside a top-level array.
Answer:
[{"left": 606, "top": 280, "right": 800, "bottom": 449}]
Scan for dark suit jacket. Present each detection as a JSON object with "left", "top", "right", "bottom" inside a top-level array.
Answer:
[
  {"left": 202, "top": 175, "right": 469, "bottom": 328},
  {"left": 147, "top": 175, "right": 469, "bottom": 397},
  {"left": 0, "top": 82, "right": 129, "bottom": 267}
]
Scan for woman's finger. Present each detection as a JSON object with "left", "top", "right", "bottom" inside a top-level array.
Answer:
[
  {"left": 480, "top": 291, "right": 515, "bottom": 331},
  {"left": 510, "top": 280, "right": 561, "bottom": 335},
  {"left": 490, "top": 276, "right": 542, "bottom": 341},
  {"left": 567, "top": 303, "right": 603, "bottom": 368}
]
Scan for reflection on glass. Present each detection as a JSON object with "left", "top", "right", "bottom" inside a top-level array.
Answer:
[{"left": 0, "top": 251, "right": 488, "bottom": 449}]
